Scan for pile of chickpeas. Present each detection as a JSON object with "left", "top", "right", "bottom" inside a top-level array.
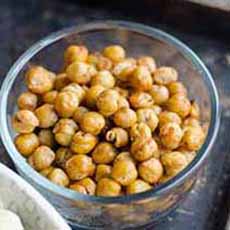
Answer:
[{"left": 12, "top": 44, "right": 205, "bottom": 197}]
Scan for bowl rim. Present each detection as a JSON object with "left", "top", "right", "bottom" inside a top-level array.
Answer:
[{"left": 0, "top": 20, "right": 220, "bottom": 204}]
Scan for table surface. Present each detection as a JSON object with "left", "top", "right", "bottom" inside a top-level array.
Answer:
[{"left": 1, "top": 1, "right": 230, "bottom": 229}]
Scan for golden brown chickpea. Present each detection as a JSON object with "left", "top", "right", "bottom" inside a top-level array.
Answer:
[
  {"left": 136, "top": 108, "right": 159, "bottom": 132},
  {"left": 159, "top": 111, "right": 182, "bottom": 128},
  {"left": 47, "top": 168, "right": 70, "bottom": 187},
  {"left": 103, "top": 45, "right": 125, "bottom": 63},
  {"left": 69, "top": 184, "right": 87, "bottom": 194},
  {"left": 167, "top": 81, "right": 187, "bottom": 96},
  {"left": 111, "top": 159, "right": 137, "bottom": 186},
  {"left": 106, "top": 127, "right": 129, "bottom": 148},
  {"left": 84, "top": 85, "right": 105, "bottom": 108},
  {"left": 167, "top": 94, "right": 191, "bottom": 118},
  {"left": 160, "top": 122, "right": 183, "bottom": 149},
  {"left": 17, "top": 91, "right": 38, "bottom": 110},
  {"left": 153, "top": 67, "right": 178, "bottom": 85},
  {"left": 130, "top": 66, "right": 153, "bottom": 91},
  {"left": 113, "top": 87, "right": 129, "bottom": 98},
  {"left": 150, "top": 105, "right": 162, "bottom": 115},
  {"left": 131, "top": 137, "right": 159, "bottom": 161},
  {"left": 190, "top": 100, "right": 200, "bottom": 119},
  {"left": 126, "top": 179, "right": 152, "bottom": 194},
  {"left": 96, "top": 178, "right": 121, "bottom": 197},
  {"left": 62, "top": 83, "right": 86, "bottom": 103},
  {"left": 42, "top": 90, "right": 58, "bottom": 105},
  {"left": 28, "top": 145, "right": 55, "bottom": 171},
  {"left": 129, "top": 123, "right": 152, "bottom": 141},
  {"left": 113, "top": 107, "right": 137, "bottom": 128},
  {"left": 114, "top": 152, "right": 135, "bottom": 165},
  {"left": 80, "top": 112, "right": 105, "bottom": 135},
  {"left": 12, "top": 110, "right": 39, "bottom": 133},
  {"left": 73, "top": 107, "right": 88, "bottom": 124},
  {"left": 129, "top": 91, "right": 153, "bottom": 109},
  {"left": 91, "top": 70, "right": 115, "bottom": 88},
  {"left": 138, "top": 158, "right": 163, "bottom": 184},
  {"left": 95, "top": 164, "right": 112, "bottom": 182},
  {"left": 55, "top": 91, "right": 79, "bottom": 118},
  {"left": 15, "top": 133, "right": 39, "bottom": 157},
  {"left": 96, "top": 89, "right": 120, "bottom": 116},
  {"left": 64, "top": 45, "right": 88, "bottom": 65},
  {"left": 25, "top": 66, "right": 55, "bottom": 94},
  {"left": 40, "top": 166, "right": 54, "bottom": 177},
  {"left": 65, "top": 154, "right": 95, "bottom": 180},
  {"left": 55, "top": 147, "right": 73, "bottom": 169},
  {"left": 35, "top": 104, "right": 58, "bottom": 128},
  {"left": 55, "top": 73, "right": 70, "bottom": 91},
  {"left": 53, "top": 119, "right": 78, "bottom": 146},
  {"left": 74, "top": 177, "right": 96, "bottom": 195},
  {"left": 70, "top": 131, "right": 98, "bottom": 154},
  {"left": 38, "top": 129, "right": 55, "bottom": 148},
  {"left": 137, "top": 56, "right": 156, "bottom": 74},
  {"left": 183, "top": 117, "right": 200, "bottom": 128},
  {"left": 118, "top": 96, "right": 130, "bottom": 109},
  {"left": 92, "top": 142, "right": 117, "bottom": 164},
  {"left": 149, "top": 85, "right": 169, "bottom": 105}
]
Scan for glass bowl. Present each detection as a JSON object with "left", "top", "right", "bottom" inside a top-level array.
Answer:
[{"left": 0, "top": 21, "right": 220, "bottom": 229}]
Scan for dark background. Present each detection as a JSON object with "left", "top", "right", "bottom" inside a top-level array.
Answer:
[{"left": 1, "top": 0, "right": 230, "bottom": 229}]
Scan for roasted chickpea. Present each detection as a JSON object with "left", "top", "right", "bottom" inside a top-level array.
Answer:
[
  {"left": 42, "top": 90, "right": 58, "bottom": 105},
  {"left": 114, "top": 152, "right": 135, "bottom": 165},
  {"left": 118, "top": 96, "right": 130, "bottom": 109},
  {"left": 129, "top": 91, "right": 153, "bottom": 109},
  {"left": 55, "top": 147, "right": 73, "bottom": 169},
  {"left": 87, "top": 52, "right": 113, "bottom": 70},
  {"left": 69, "top": 184, "right": 87, "bottom": 194},
  {"left": 130, "top": 66, "right": 153, "bottom": 91},
  {"left": 106, "top": 127, "right": 129, "bottom": 148},
  {"left": 62, "top": 83, "right": 86, "bottom": 103},
  {"left": 183, "top": 117, "right": 200, "bottom": 128},
  {"left": 96, "top": 178, "right": 121, "bottom": 197},
  {"left": 151, "top": 105, "right": 162, "bottom": 115},
  {"left": 55, "top": 73, "right": 70, "bottom": 91},
  {"left": 12, "top": 110, "right": 39, "bottom": 133},
  {"left": 129, "top": 123, "right": 152, "bottom": 141},
  {"left": 38, "top": 129, "right": 55, "bottom": 148},
  {"left": 64, "top": 45, "right": 88, "bottom": 65},
  {"left": 47, "top": 168, "right": 70, "bottom": 187},
  {"left": 137, "top": 56, "right": 156, "bottom": 73},
  {"left": 136, "top": 108, "right": 159, "bottom": 132},
  {"left": 167, "top": 81, "right": 187, "bottom": 96},
  {"left": 35, "top": 104, "right": 58, "bottom": 128},
  {"left": 95, "top": 164, "right": 112, "bottom": 182},
  {"left": 40, "top": 166, "right": 54, "bottom": 177},
  {"left": 96, "top": 89, "right": 120, "bottom": 116},
  {"left": 17, "top": 91, "right": 38, "bottom": 110},
  {"left": 65, "top": 154, "right": 95, "bottom": 180},
  {"left": 138, "top": 158, "right": 163, "bottom": 184},
  {"left": 113, "top": 87, "right": 129, "bottom": 98},
  {"left": 55, "top": 91, "right": 79, "bottom": 118},
  {"left": 149, "top": 85, "right": 169, "bottom": 105},
  {"left": 91, "top": 70, "right": 115, "bottom": 88},
  {"left": 74, "top": 177, "right": 96, "bottom": 195},
  {"left": 25, "top": 66, "right": 55, "bottom": 94},
  {"left": 92, "top": 142, "right": 117, "bottom": 164},
  {"left": 113, "top": 107, "right": 137, "bottom": 128},
  {"left": 80, "top": 112, "right": 105, "bottom": 135},
  {"left": 15, "top": 133, "right": 39, "bottom": 157},
  {"left": 103, "top": 45, "right": 125, "bottom": 63},
  {"left": 71, "top": 131, "right": 98, "bottom": 154},
  {"left": 28, "top": 146, "right": 55, "bottom": 171},
  {"left": 111, "top": 159, "right": 137, "bottom": 186},
  {"left": 167, "top": 94, "right": 191, "bottom": 118},
  {"left": 126, "top": 179, "right": 152, "bottom": 194},
  {"left": 73, "top": 106, "right": 89, "bottom": 123},
  {"left": 53, "top": 119, "right": 78, "bottom": 146},
  {"left": 85, "top": 85, "right": 105, "bottom": 108},
  {"left": 153, "top": 67, "right": 178, "bottom": 85},
  {"left": 159, "top": 111, "right": 182, "bottom": 128},
  {"left": 190, "top": 100, "right": 200, "bottom": 119}
]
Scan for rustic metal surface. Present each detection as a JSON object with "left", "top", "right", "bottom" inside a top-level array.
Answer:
[{"left": 0, "top": 0, "right": 230, "bottom": 229}]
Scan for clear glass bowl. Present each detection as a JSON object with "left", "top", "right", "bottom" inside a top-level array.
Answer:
[{"left": 0, "top": 21, "right": 220, "bottom": 229}]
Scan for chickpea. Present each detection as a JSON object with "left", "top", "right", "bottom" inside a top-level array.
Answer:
[
  {"left": 183, "top": 117, "right": 200, "bottom": 128},
  {"left": 65, "top": 154, "right": 95, "bottom": 180},
  {"left": 47, "top": 168, "right": 70, "bottom": 187},
  {"left": 149, "top": 85, "right": 169, "bottom": 105},
  {"left": 69, "top": 184, "right": 87, "bottom": 194},
  {"left": 73, "top": 106, "right": 89, "bottom": 123},
  {"left": 103, "top": 45, "right": 125, "bottom": 63},
  {"left": 159, "top": 111, "right": 182, "bottom": 127},
  {"left": 96, "top": 178, "right": 121, "bottom": 197},
  {"left": 74, "top": 178, "right": 96, "bottom": 195},
  {"left": 160, "top": 122, "right": 183, "bottom": 149},
  {"left": 55, "top": 91, "right": 79, "bottom": 118},
  {"left": 167, "top": 81, "right": 187, "bottom": 96},
  {"left": 85, "top": 85, "right": 105, "bottom": 108},
  {"left": 136, "top": 108, "right": 159, "bottom": 132},
  {"left": 28, "top": 146, "right": 55, "bottom": 171},
  {"left": 113, "top": 86, "right": 129, "bottom": 98},
  {"left": 42, "top": 90, "right": 58, "bottom": 105},
  {"left": 95, "top": 164, "right": 112, "bottom": 182},
  {"left": 138, "top": 158, "right": 163, "bottom": 184},
  {"left": 129, "top": 91, "right": 153, "bottom": 109},
  {"left": 113, "top": 107, "right": 137, "bottom": 128},
  {"left": 118, "top": 96, "right": 130, "bottom": 109},
  {"left": 137, "top": 56, "right": 156, "bottom": 73},
  {"left": 150, "top": 105, "right": 162, "bottom": 115},
  {"left": 190, "top": 100, "right": 200, "bottom": 119},
  {"left": 92, "top": 142, "right": 117, "bottom": 164},
  {"left": 53, "top": 119, "right": 78, "bottom": 146},
  {"left": 55, "top": 147, "right": 73, "bottom": 169},
  {"left": 96, "top": 89, "right": 120, "bottom": 116},
  {"left": 80, "top": 112, "right": 105, "bottom": 135},
  {"left": 87, "top": 52, "right": 112, "bottom": 71},
  {"left": 111, "top": 159, "right": 137, "bottom": 186},
  {"left": 38, "top": 129, "right": 55, "bottom": 148},
  {"left": 70, "top": 131, "right": 98, "bottom": 154},
  {"left": 12, "top": 110, "right": 39, "bottom": 133},
  {"left": 114, "top": 152, "right": 135, "bottom": 165},
  {"left": 91, "top": 70, "right": 115, "bottom": 88},
  {"left": 35, "top": 104, "right": 58, "bottom": 128},
  {"left": 153, "top": 66, "right": 178, "bottom": 85},
  {"left": 17, "top": 91, "right": 38, "bottom": 110},
  {"left": 167, "top": 94, "right": 191, "bottom": 118},
  {"left": 130, "top": 66, "right": 153, "bottom": 91},
  {"left": 129, "top": 123, "right": 152, "bottom": 141},
  {"left": 64, "top": 45, "right": 88, "bottom": 65},
  {"left": 40, "top": 166, "right": 54, "bottom": 177},
  {"left": 106, "top": 127, "right": 129, "bottom": 148},
  {"left": 126, "top": 179, "right": 152, "bottom": 194},
  {"left": 131, "top": 137, "right": 158, "bottom": 161},
  {"left": 15, "top": 133, "right": 39, "bottom": 157},
  {"left": 55, "top": 73, "right": 70, "bottom": 91},
  {"left": 62, "top": 83, "right": 86, "bottom": 103},
  {"left": 25, "top": 66, "right": 55, "bottom": 94}
]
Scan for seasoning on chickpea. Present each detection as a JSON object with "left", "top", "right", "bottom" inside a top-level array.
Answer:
[
  {"left": 47, "top": 168, "right": 70, "bottom": 187},
  {"left": 106, "top": 127, "right": 129, "bottom": 148},
  {"left": 158, "top": 111, "right": 182, "bottom": 128},
  {"left": 64, "top": 45, "right": 88, "bottom": 65},
  {"left": 95, "top": 164, "right": 112, "bottom": 182},
  {"left": 55, "top": 73, "right": 70, "bottom": 91},
  {"left": 153, "top": 66, "right": 178, "bottom": 85},
  {"left": 96, "top": 178, "right": 121, "bottom": 197},
  {"left": 38, "top": 129, "right": 55, "bottom": 148},
  {"left": 137, "top": 56, "right": 156, "bottom": 74},
  {"left": 126, "top": 179, "right": 152, "bottom": 194},
  {"left": 91, "top": 70, "right": 115, "bottom": 88},
  {"left": 167, "top": 81, "right": 187, "bottom": 96},
  {"left": 129, "top": 123, "right": 152, "bottom": 141},
  {"left": 129, "top": 91, "right": 153, "bottom": 109},
  {"left": 103, "top": 45, "right": 125, "bottom": 63},
  {"left": 17, "top": 91, "right": 38, "bottom": 110},
  {"left": 149, "top": 85, "right": 169, "bottom": 105}
]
